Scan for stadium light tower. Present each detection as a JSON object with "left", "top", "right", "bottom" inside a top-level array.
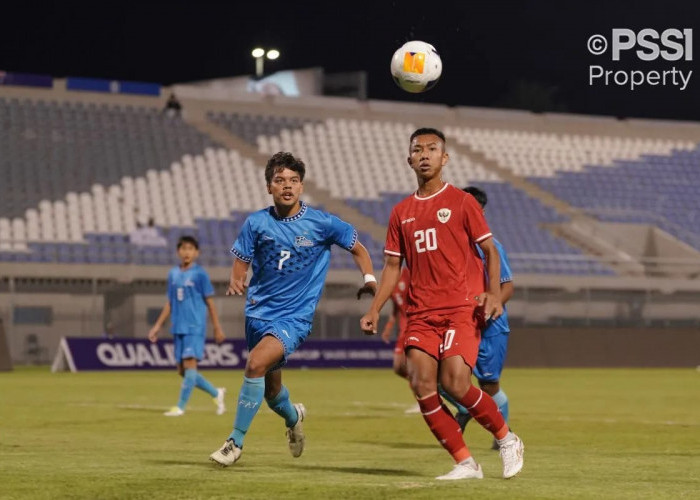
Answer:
[{"left": 252, "top": 48, "right": 280, "bottom": 78}]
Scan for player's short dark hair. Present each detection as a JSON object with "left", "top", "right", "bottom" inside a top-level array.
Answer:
[
  {"left": 463, "top": 186, "right": 488, "bottom": 208},
  {"left": 410, "top": 127, "right": 446, "bottom": 145},
  {"left": 265, "top": 152, "right": 306, "bottom": 184},
  {"left": 177, "top": 235, "right": 199, "bottom": 250}
]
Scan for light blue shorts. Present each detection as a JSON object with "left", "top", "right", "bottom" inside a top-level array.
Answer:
[
  {"left": 472, "top": 332, "right": 509, "bottom": 383},
  {"left": 173, "top": 333, "right": 205, "bottom": 362},
  {"left": 245, "top": 317, "right": 312, "bottom": 368}
]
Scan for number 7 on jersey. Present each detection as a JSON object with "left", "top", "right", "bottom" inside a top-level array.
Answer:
[{"left": 278, "top": 250, "right": 291, "bottom": 269}]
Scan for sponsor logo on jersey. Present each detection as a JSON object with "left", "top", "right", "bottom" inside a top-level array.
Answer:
[
  {"left": 437, "top": 208, "right": 451, "bottom": 223},
  {"left": 398, "top": 280, "right": 406, "bottom": 291},
  {"left": 401, "top": 217, "right": 416, "bottom": 225},
  {"left": 408, "top": 336, "right": 420, "bottom": 342},
  {"left": 262, "top": 234, "right": 274, "bottom": 241},
  {"left": 295, "top": 235, "right": 315, "bottom": 247},
  {"left": 184, "top": 279, "right": 195, "bottom": 287}
]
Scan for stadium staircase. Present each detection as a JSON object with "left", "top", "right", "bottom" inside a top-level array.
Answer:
[
  {"left": 448, "top": 130, "right": 700, "bottom": 278},
  {"left": 450, "top": 139, "right": 646, "bottom": 276}
]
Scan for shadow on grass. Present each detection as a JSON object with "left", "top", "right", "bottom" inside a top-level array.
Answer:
[
  {"left": 288, "top": 464, "right": 416, "bottom": 477},
  {"left": 116, "top": 405, "right": 168, "bottom": 413},
  {"left": 146, "top": 459, "right": 220, "bottom": 468},
  {"left": 352, "top": 440, "right": 436, "bottom": 450}
]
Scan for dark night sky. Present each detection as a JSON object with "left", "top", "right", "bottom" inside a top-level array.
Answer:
[{"left": 1, "top": 1, "right": 699, "bottom": 120}]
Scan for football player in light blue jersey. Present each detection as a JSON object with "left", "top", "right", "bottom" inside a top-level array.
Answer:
[
  {"left": 148, "top": 236, "right": 227, "bottom": 417},
  {"left": 452, "top": 187, "right": 514, "bottom": 448},
  {"left": 210, "top": 152, "right": 377, "bottom": 467}
]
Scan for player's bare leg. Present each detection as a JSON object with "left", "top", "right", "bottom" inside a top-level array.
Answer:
[
  {"left": 438, "top": 356, "right": 472, "bottom": 400},
  {"left": 392, "top": 352, "right": 408, "bottom": 378},
  {"left": 392, "top": 351, "right": 418, "bottom": 413},
  {"left": 264, "top": 369, "right": 282, "bottom": 399},
  {"left": 480, "top": 380, "right": 500, "bottom": 396},
  {"left": 245, "top": 336, "right": 284, "bottom": 378}
]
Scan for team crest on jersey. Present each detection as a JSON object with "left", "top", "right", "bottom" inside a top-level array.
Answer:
[
  {"left": 295, "top": 235, "right": 315, "bottom": 247},
  {"left": 437, "top": 208, "right": 451, "bottom": 223}
]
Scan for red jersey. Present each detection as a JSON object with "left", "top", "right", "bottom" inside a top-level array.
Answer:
[
  {"left": 390, "top": 267, "right": 410, "bottom": 334},
  {"left": 384, "top": 183, "right": 490, "bottom": 316}
]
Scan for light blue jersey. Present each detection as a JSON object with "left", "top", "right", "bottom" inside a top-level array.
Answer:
[
  {"left": 476, "top": 238, "right": 512, "bottom": 338},
  {"left": 167, "top": 263, "right": 215, "bottom": 336},
  {"left": 231, "top": 202, "right": 357, "bottom": 323}
]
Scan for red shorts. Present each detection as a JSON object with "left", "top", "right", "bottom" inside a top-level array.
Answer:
[{"left": 403, "top": 309, "right": 481, "bottom": 367}]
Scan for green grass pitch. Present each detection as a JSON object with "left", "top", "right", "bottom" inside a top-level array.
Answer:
[{"left": 1, "top": 367, "right": 698, "bottom": 499}]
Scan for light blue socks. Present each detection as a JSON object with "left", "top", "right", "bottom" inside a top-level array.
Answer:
[
  {"left": 266, "top": 385, "right": 298, "bottom": 427},
  {"left": 229, "top": 376, "right": 265, "bottom": 447},
  {"left": 492, "top": 390, "right": 509, "bottom": 422},
  {"left": 195, "top": 372, "right": 218, "bottom": 398},
  {"left": 177, "top": 368, "right": 197, "bottom": 409}
]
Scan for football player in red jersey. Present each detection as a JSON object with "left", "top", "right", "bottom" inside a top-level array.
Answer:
[
  {"left": 361, "top": 128, "right": 524, "bottom": 480},
  {"left": 380, "top": 266, "right": 410, "bottom": 378}
]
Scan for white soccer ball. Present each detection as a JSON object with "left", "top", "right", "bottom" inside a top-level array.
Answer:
[{"left": 390, "top": 40, "right": 442, "bottom": 93}]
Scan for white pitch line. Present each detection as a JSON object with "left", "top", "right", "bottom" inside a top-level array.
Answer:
[
  {"left": 70, "top": 402, "right": 212, "bottom": 413},
  {"left": 350, "top": 401, "right": 415, "bottom": 408},
  {"left": 551, "top": 415, "right": 699, "bottom": 427}
]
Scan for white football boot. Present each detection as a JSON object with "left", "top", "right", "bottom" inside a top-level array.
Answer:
[
  {"left": 209, "top": 440, "right": 242, "bottom": 467},
  {"left": 163, "top": 406, "right": 184, "bottom": 417},
  {"left": 499, "top": 433, "right": 524, "bottom": 478},
  {"left": 214, "top": 388, "right": 226, "bottom": 415},
  {"left": 285, "top": 403, "right": 306, "bottom": 457},
  {"left": 436, "top": 459, "right": 484, "bottom": 480}
]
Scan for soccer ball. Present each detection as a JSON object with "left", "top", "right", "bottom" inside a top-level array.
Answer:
[{"left": 390, "top": 41, "right": 442, "bottom": 93}]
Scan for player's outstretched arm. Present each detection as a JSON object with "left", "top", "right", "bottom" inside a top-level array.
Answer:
[
  {"left": 349, "top": 240, "right": 377, "bottom": 299},
  {"left": 227, "top": 258, "right": 250, "bottom": 296},
  {"left": 476, "top": 238, "right": 503, "bottom": 320},
  {"left": 148, "top": 302, "right": 171, "bottom": 342},
  {"left": 205, "top": 297, "right": 226, "bottom": 344},
  {"left": 360, "top": 255, "right": 402, "bottom": 335}
]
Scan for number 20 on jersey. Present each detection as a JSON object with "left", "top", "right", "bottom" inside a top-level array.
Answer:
[{"left": 414, "top": 228, "right": 437, "bottom": 253}]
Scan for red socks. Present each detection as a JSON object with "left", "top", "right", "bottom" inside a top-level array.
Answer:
[
  {"left": 416, "top": 386, "right": 509, "bottom": 462},
  {"left": 417, "top": 393, "right": 470, "bottom": 463},
  {"left": 459, "top": 385, "right": 508, "bottom": 439}
]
